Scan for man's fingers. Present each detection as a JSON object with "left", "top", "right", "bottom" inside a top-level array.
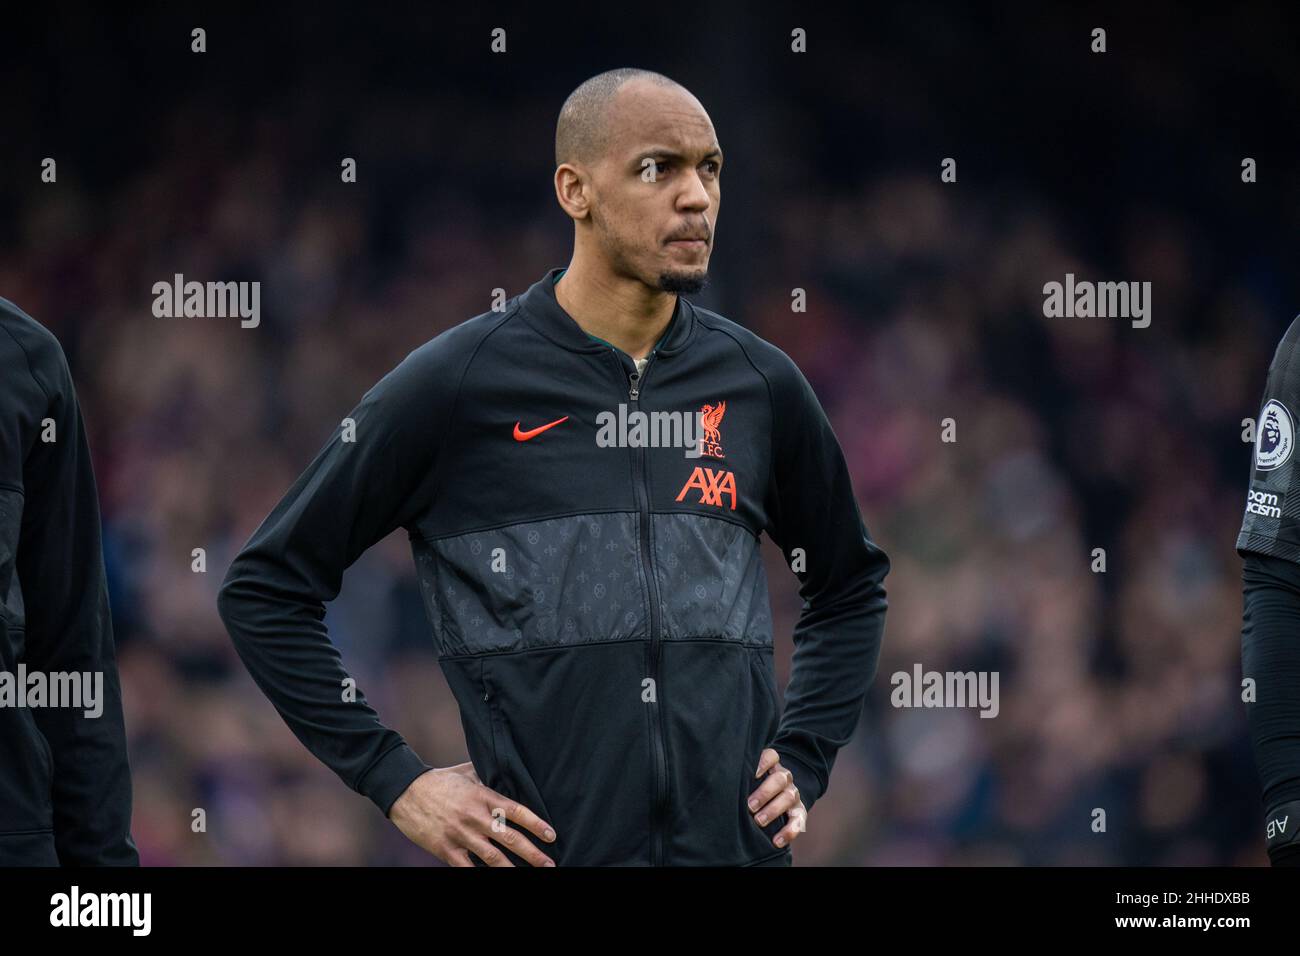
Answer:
[
  {"left": 475, "top": 789, "right": 557, "bottom": 866},
  {"left": 387, "top": 767, "right": 559, "bottom": 866},
  {"left": 752, "top": 781, "right": 801, "bottom": 827},
  {"left": 447, "top": 847, "right": 477, "bottom": 867},
  {"left": 465, "top": 836, "right": 516, "bottom": 867},
  {"left": 754, "top": 747, "right": 781, "bottom": 778},
  {"left": 481, "top": 788, "right": 557, "bottom": 845},
  {"left": 480, "top": 814, "right": 556, "bottom": 867},
  {"left": 772, "top": 806, "right": 807, "bottom": 848},
  {"left": 747, "top": 765, "right": 796, "bottom": 816}
]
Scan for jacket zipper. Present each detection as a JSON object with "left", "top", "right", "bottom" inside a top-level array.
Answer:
[{"left": 615, "top": 348, "right": 670, "bottom": 866}]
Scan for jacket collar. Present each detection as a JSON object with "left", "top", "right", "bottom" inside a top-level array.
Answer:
[{"left": 520, "top": 267, "right": 696, "bottom": 355}]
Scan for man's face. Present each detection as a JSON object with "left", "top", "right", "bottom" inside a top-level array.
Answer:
[{"left": 586, "top": 81, "right": 722, "bottom": 294}]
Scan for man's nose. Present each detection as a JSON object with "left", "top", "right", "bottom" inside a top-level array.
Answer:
[{"left": 678, "top": 170, "right": 711, "bottom": 211}]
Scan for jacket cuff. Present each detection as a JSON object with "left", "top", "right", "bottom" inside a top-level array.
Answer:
[
  {"left": 357, "top": 743, "right": 432, "bottom": 818},
  {"left": 772, "top": 749, "right": 825, "bottom": 813}
]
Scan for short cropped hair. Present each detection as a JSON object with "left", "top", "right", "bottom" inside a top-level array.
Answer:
[{"left": 555, "top": 68, "right": 683, "bottom": 167}]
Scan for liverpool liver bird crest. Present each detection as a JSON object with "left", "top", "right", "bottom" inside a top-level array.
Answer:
[{"left": 700, "top": 401, "right": 726, "bottom": 458}]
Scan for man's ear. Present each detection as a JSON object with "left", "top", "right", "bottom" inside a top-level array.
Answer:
[{"left": 554, "top": 163, "right": 592, "bottom": 221}]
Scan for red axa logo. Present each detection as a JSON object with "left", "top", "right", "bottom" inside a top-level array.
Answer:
[
  {"left": 676, "top": 466, "right": 737, "bottom": 510},
  {"left": 697, "top": 401, "right": 726, "bottom": 459}
]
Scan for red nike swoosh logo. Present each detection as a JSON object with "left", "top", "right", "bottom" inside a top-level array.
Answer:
[{"left": 513, "top": 416, "right": 569, "bottom": 441}]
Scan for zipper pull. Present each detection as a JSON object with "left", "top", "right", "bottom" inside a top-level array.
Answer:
[{"left": 629, "top": 369, "right": 641, "bottom": 401}]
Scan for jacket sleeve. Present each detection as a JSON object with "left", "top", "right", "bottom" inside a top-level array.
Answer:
[
  {"left": 11, "top": 332, "right": 139, "bottom": 865},
  {"left": 762, "top": 359, "right": 890, "bottom": 813},
  {"left": 1240, "top": 549, "right": 1300, "bottom": 865},
  {"left": 217, "top": 341, "right": 456, "bottom": 817}
]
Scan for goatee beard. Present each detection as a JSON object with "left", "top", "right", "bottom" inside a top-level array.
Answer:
[{"left": 658, "top": 271, "right": 708, "bottom": 294}]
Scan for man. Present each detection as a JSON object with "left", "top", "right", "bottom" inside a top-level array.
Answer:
[
  {"left": 218, "top": 68, "right": 890, "bottom": 866},
  {"left": 1239, "top": 313, "right": 1300, "bottom": 867},
  {"left": 0, "top": 297, "right": 139, "bottom": 866}
]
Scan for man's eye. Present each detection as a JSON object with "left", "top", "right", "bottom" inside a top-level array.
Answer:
[
  {"left": 703, "top": 161, "right": 720, "bottom": 175},
  {"left": 655, "top": 161, "right": 669, "bottom": 175}
]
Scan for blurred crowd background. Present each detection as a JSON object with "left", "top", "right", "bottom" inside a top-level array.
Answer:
[{"left": 2, "top": 2, "right": 1298, "bottom": 864}]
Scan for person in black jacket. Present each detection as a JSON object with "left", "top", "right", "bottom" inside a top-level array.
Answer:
[
  {"left": 218, "top": 67, "right": 890, "bottom": 866},
  {"left": 1238, "top": 313, "right": 1300, "bottom": 867},
  {"left": 0, "top": 297, "right": 139, "bottom": 866}
]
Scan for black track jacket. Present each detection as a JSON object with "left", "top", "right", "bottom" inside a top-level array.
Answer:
[
  {"left": 218, "top": 269, "right": 890, "bottom": 866},
  {"left": 0, "top": 297, "right": 139, "bottom": 866}
]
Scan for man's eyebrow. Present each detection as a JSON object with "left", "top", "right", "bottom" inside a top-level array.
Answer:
[{"left": 634, "top": 147, "right": 725, "bottom": 164}]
